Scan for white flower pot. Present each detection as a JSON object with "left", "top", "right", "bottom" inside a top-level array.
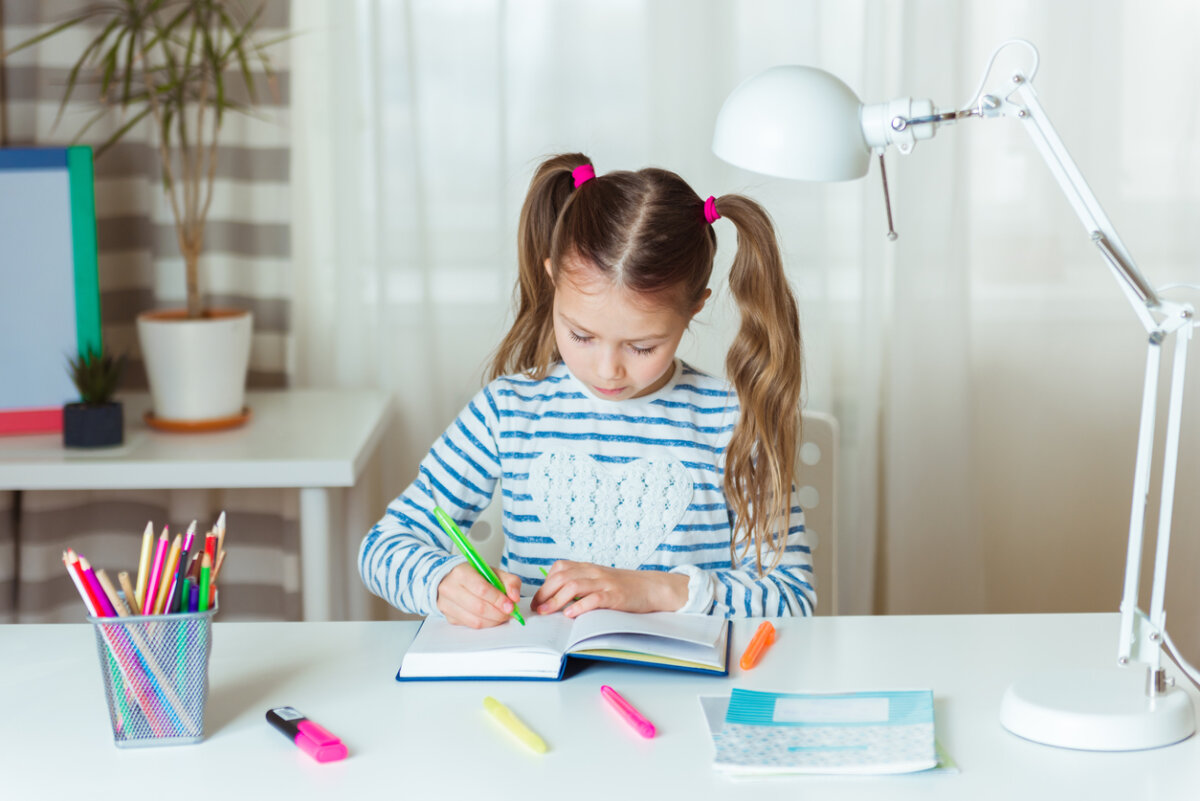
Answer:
[{"left": 136, "top": 309, "right": 253, "bottom": 422}]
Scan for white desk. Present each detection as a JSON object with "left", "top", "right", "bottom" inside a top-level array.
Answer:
[
  {"left": 0, "top": 389, "right": 391, "bottom": 621},
  {"left": 4, "top": 614, "right": 1198, "bottom": 799}
]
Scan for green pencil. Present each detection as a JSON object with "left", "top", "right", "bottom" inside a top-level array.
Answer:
[{"left": 197, "top": 554, "right": 211, "bottom": 613}]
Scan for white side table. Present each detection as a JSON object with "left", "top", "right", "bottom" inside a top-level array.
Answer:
[{"left": 0, "top": 389, "right": 391, "bottom": 621}]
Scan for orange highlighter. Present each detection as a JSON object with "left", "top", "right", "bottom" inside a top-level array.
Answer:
[{"left": 739, "top": 621, "right": 776, "bottom": 670}]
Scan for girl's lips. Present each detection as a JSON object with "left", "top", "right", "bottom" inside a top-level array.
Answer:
[{"left": 594, "top": 385, "right": 625, "bottom": 396}]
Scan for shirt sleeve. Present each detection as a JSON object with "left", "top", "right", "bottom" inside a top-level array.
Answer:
[
  {"left": 670, "top": 488, "right": 816, "bottom": 618},
  {"left": 357, "top": 385, "right": 503, "bottom": 615}
]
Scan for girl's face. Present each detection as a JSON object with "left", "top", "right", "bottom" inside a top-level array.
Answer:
[{"left": 548, "top": 258, "right": 708, "bottom": 401}]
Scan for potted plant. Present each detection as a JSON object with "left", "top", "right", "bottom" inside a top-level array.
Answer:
[
  {"left": 64, "top": 347, "right": 127, "bottom": 448},
  {"left": 9, "top": 1, "right": 283, "bottom": 426}
]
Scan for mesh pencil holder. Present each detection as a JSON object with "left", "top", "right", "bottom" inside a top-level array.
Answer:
[{"left": 87, "top": 600, "right": 217, "bottom": 747}]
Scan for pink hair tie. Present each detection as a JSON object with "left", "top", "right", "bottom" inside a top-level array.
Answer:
[
  {"left": 572, "top": 164, "right": 596, "bottom": 188},
  {"left": 704, "top": 195, "right": 721, "bottom": 224}
]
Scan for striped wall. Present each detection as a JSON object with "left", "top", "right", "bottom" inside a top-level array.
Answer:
[
  {"left": 1, "top": 0, "right": 299, "bottom": 622},
  {"left": 2, "top": 0, "right": 291, "bottom": 389}
]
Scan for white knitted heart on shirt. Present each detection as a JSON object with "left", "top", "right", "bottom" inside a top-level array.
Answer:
[{"left": 529, "top": 452, "right": 694, "bottom": 570}]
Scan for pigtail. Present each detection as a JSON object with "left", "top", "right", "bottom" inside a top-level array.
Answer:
[
  {"left": 489, "top": 154, "right": 592, "bottom": 380},
  {"left": 718, "top": 195, "right": 804, "bottom": 574}
]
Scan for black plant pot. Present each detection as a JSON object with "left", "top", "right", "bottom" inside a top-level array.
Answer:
[{"left": 63, "top": 401, "right": 124, "bottom": 448}]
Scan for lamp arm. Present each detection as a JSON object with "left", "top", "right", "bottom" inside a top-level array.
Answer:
[
  {"left": 996, "top": 75, "right": 1199, "bottom": 679},
  {"left": 1002, "top": 77, "right": 1163, "bottom": 330},
  {"left": 882, "top": 62, "right": 1199, "bottom": 683},
  {"left": 946, "top": 75, "right": 1200, "bottom": 690}
]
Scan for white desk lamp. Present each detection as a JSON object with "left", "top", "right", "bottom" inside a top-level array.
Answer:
[{"left": 713, "top": 39, "right": 1199, "bottom": 751}]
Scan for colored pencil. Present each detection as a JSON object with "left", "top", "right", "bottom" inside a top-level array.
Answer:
[
  {"left": 95, "top": 569, "right": 131, "bottom": 617},
  {"left": 64, "top": 553, "right": 131, "bottom": 733},
  {"left": 63, "top": 551, "right": 99, "bottom": 616},
  {"left": 142, "top": 527, "right": 169, "bottom": 618},
  {"left": 75, "top": 555, "right": 175, "bottom": 733},
  {"left": 204, "top": 531, "right": 216, "bottom": 572},
  {"left": 215, "top": 511, "right": 226, "bottom": 561},
  {"left": 198, "top": 554, "right": 211, "bottom": 613},
  {"left": 65, "top": 550, "right": 104, "bottom": 616},
  {"left": 165, "top": 538, "right": 191, "bottom": 614},
  {"left": 134, "top": 521, "right": 154, "bottom": 612},
  {"left": 78, "top": 557, "right": 118, "bottom": 618},
  {"left": 152, "top": 534, "right": 182, "bottom": 615},
  {"left": 118, "top": 571, "right": 140, "bottom": 615},
  {"left": 209, "top": 549, "right": 226, "bottom": 607},
  {"left": 186, "top": 550, "right": 203, "bottom": 581}
]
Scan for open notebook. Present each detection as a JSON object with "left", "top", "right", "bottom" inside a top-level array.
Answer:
[{"left": 396, "top": 607, "right": 731, "bottom": 681}]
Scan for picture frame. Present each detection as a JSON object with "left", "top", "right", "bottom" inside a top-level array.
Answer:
[{"left": 0, "top": 146, "right": 102, "bottom": 434}]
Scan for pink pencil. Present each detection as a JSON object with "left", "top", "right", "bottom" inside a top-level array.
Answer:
[{"left": 142, "top": 527, "right": 170, "bottom": 616}]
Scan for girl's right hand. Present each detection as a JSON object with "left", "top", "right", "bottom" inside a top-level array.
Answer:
[{"left": 436, "top": 562, "right": 523, "bottom": 628}]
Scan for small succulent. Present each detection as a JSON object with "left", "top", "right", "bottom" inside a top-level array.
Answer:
[{"left": 67, "top": 347, "right": 127, "bottom": 405}]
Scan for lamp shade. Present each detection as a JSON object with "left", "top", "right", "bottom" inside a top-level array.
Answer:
[{"left": 712, "top": 65, "right": 871, "bottom": 181}]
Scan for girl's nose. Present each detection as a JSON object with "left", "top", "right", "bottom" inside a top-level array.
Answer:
[{"left": 597, "top": 348, "right": 624, "bottom": 380}]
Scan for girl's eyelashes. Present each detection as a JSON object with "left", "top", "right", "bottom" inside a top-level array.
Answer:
[
  {"left": 568, "top": 329, "right": 657, "bottom": 356},
  {"left": 568, "top": 330, "right": 657, "bottom": 357}
]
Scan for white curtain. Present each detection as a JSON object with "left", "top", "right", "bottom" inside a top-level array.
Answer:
[{"left": 291, "top": 0, "right": 1200, "bottom": 656}]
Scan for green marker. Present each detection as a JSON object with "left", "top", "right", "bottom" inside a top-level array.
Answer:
[{"left": 433, "top": 506, "right": 524, "bottom": 626}]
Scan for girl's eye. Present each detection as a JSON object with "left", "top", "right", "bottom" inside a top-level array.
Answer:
[
  {"left": 568, "top": 331, "right": 591, "bottom": 344},
  {"left": 631, "top": 345, "right": 657, "bottom": 356}
]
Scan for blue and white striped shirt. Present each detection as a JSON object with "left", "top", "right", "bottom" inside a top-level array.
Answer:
[{"left": 358, "top": 360, "right": 815, "bottom": 618}]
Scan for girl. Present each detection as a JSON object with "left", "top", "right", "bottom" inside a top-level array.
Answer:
[{"left": 359, "top": 153, "right": 813, "bottom": 627}]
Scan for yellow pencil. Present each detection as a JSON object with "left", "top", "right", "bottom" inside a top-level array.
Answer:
[
  {"left": 134, "top": 521, "right": 154, "bottom": 611},
  {"left": 117, "top": 571, "right": 140, "bottom": 615},
  {"left": 152, "top": 534, "right": 182, "bottom": 615}
]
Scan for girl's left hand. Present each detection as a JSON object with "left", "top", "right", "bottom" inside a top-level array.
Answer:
[{"left": 531, "top": 560, "right": 689, "bottom": 618}]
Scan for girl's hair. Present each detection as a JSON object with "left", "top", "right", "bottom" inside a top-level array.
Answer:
[{"left": 490, "top": 153, "right": 803, "bottom": 574}]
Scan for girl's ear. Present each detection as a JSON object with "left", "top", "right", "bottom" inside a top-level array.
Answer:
[
  {"left": 691, "top": 288, "right": 713, "bottom": 319},
  {"left": 543, "top": 258, "right": 554, "bottom": 284}
]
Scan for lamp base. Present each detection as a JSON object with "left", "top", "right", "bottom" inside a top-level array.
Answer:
[{"left": 1001, "top": 667, "right": 1195, "bottom": 750}]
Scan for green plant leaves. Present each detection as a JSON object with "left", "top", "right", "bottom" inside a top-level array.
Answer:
[{"left": 67, "top": 347, "right": 128, "bottom": 405}]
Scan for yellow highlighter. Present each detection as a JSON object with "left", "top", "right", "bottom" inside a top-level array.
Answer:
[{"left": 483, "top": 696, "right": 548, "bottom": 754}]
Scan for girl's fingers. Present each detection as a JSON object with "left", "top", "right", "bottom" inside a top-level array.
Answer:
[
  {"left": 562, "top": 591, "right": 603, "bottom": 618},
  {"left": 498, "top": 568, "right": 523, "bottom": 601},
  {"left": 532, "top": 571, "right": 572, "bottom": 609},
  {"left": 443, "top": 591, "right": 511, "bottom": 627},
  {"left": 537, "top": 577, "right": 592, "bottom": 615},
  {"left": 440, "top": 566, "right": 515, "bottom": 625}
]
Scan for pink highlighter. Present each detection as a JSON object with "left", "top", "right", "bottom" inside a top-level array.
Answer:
[
  {"left": 266, "top": 707, "right": 348, "bottom": 762},
  {"left": 600, "top": 685, "right": 656, "bottom": 739}
]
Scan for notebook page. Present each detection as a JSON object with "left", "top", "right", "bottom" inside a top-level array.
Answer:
[
  {"left": 398, "top": 601, "right": 574, "bottom": 678},
  {"left": 564, "top": 610, "right": 726, "bottom": 651}
]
